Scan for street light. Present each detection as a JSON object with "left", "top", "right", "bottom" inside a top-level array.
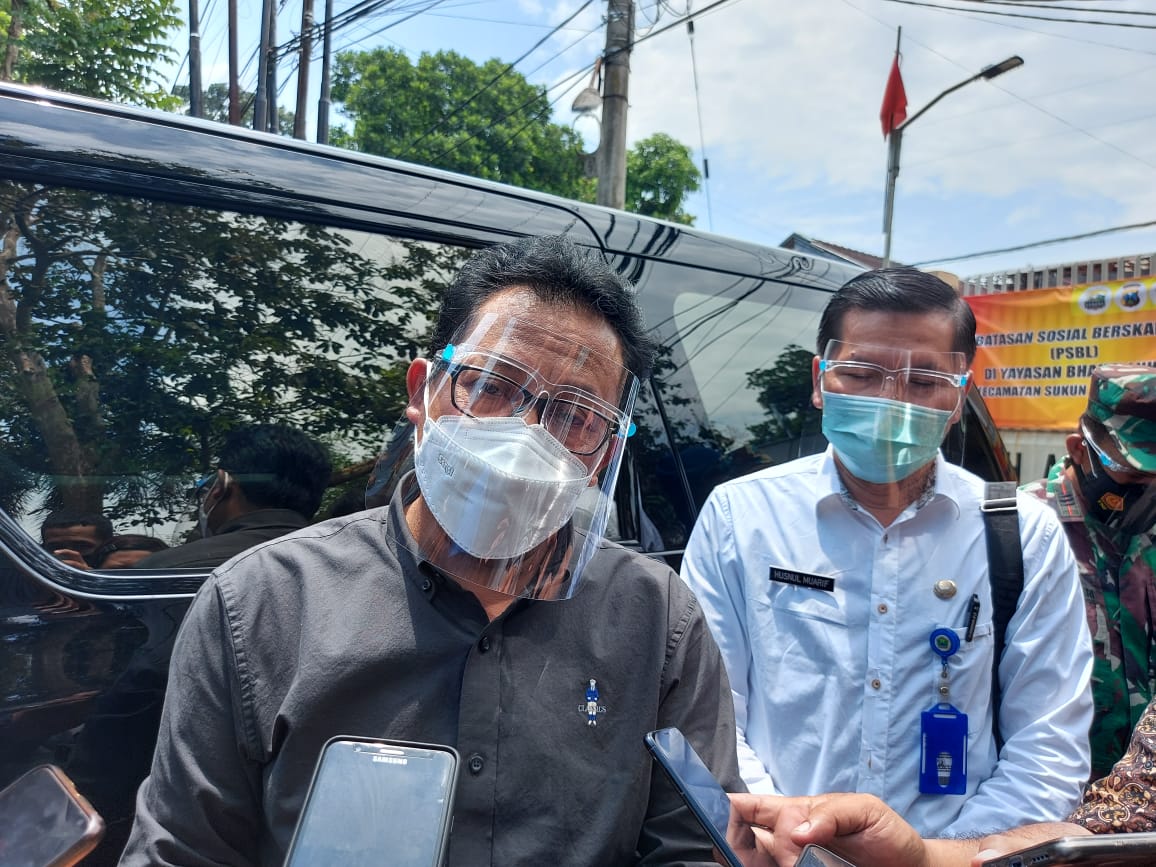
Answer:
[{"left": 881, "top": 55, "right": 1024, "bottom": 267}]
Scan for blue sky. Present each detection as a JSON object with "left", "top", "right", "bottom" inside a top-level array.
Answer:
[{"left": 162, "top": 0, "right": 1156, "bottom": 281}]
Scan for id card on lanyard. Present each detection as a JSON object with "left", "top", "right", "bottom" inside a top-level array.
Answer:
[{"left": 920, "top": 627, "right": 968, "bottom": 795}]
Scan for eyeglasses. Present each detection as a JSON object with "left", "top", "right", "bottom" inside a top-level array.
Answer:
[
  {"left": 441, "top": 354, "right": 626, "bottom": 456},
  {"left": 819, "top": 355, "right": 968, "bottom": 410},
  {"left": 189, "top": 472, "right": 217, "bottom": 503}
]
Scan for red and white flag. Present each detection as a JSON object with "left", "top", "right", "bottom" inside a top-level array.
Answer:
[{"left": 880, "top": 55, "right": 908, "bottom": 139}]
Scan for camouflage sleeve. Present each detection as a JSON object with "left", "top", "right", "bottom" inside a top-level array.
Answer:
[{"left": 1068, "top": 697, "right": 1156, "bottom": 833}]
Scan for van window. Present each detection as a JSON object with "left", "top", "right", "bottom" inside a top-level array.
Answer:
[{"left": 0, "top": 179, "right": 470, "bottom": 559}]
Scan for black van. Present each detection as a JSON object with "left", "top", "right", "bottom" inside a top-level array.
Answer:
[{"left": 0, "top": 83, "right": 1013, "bottom": 862}]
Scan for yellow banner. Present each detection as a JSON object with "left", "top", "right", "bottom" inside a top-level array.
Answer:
[{"left": 965, "top": 279, "right": 1156, "bottom": 431}]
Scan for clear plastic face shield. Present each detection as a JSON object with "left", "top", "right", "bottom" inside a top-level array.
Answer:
[
  {"left": 818, "top": 340, "right": 970, "bottom": 484},
  {"left": 400, "top": 313, "right": 638, "bottom": 601}
]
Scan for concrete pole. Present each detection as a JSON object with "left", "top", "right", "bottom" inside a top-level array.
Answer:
[
  {"left": 254, "top": 0, "right": 272, "bottom": 131},
  {"left": 317, "top": 0, "right": 335, "bottom": 144},
  {"left": 596, "top": 0, "right": 633, "bottom": 209},
  {"left": 294, "top": 0, "right": 314, "bottom": 139},
  {"left": 227, "top": 0, "right": 240, "bottom": 124},
  {"left": 188, "top": 0, "right": 203, "bottom": 117}
]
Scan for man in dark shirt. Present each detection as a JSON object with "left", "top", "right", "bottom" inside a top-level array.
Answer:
[
  {"left": 120, "top": 236, "right": 742, "bottom": 866},
  {"left": 134, "top": 424, "right": 331, "bottom": 569}
]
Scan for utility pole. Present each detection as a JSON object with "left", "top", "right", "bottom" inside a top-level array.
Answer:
[
  {"left": 596, "top": 0, "right": 633, "bottom": 209},
  {"left": 227, "top": 0, "right": 240, "bottom": 124},
  {"left": 316, "top": 0, "right": 335, "bottom": 144},
  {"left": 294, "top": 0, "right": 314, "bottom": 139},
  {"left": 266, "top": 4, "right": 278, "bottom": 133},
  {"left": 188, "top": 0, "right": 203, "bottom": 117},
  {"left": 254, "top": 0, "right": 272, "bottom": 131}
]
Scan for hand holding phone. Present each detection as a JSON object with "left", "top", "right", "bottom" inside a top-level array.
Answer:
[
  {"left": 284, "top": 737, "right": 459, "bottom": 867},
  {"left": 0, "top": 764, "right": 105, "bottom": 867}
]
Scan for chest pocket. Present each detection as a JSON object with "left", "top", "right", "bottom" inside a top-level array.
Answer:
[
  {"left": 931, "top": 622, "right": 995, "bottom": 728},
  {"left": 758, "top": 567, "right": 850, "bottom": 628}
]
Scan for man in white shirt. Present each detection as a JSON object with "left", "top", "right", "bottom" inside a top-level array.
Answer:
[{"left": 681, "top": 267, "right": 1093, "bottom": 837}]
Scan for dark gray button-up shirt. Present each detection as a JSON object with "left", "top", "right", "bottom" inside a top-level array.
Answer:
[{"left": 121, "top": 484, "right": 741, "bottom": 866}]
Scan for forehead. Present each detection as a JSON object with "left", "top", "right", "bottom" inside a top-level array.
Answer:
[
  {"left": 836, "top": 310, "right": 959, "bottom": 358},
  {"left": 464, "top": 288, "right": 627, "bottom": 389},
  {"left": 44, "top": 524, "right": 100, "bottom": 541}
]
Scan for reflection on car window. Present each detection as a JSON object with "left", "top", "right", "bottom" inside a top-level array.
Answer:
[{"left": 0, "top": 180, "right": 470, "bottom": 566}]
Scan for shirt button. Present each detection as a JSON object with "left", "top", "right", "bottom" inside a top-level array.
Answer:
[
  {"left": 420, "top": 578, "right": 433, "bottom": 592},
  {"left": 877, "top": 603, "right": 888, "bottom": 614},
  {"left": 478, "top": 636, "right": 491, "bottom": 653},
  {"left": 871, "top": 678, "right": 882, "bottom": 690},
  {"left": 467, "top": 754, "right": 485, "bottom": 775}
]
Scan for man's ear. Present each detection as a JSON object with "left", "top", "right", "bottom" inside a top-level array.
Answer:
[
  {"left": 811, "top": 355, "right": 824, "bottom": 410},
  {"left": 405, "top": 358, "right": 429, "bottom": 426},
  {"left": 947, "top": 369, "right": 974, "bottom": 427},
  {"left": 1066, "top": 432, "right": 1087, "bottom": 467}
]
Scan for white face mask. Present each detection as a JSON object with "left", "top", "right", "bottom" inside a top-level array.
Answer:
[{"left": 414, "top": 414, "right": 592, "bottom": 560}]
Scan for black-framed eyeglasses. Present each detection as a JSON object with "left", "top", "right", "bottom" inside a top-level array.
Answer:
[{"left": 444, "top": 362, "right": 621, "bottom": 456}]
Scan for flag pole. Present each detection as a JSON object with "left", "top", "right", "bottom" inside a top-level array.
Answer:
[{"left": 881, "top": 26, "right": 902, "bottom": 268}]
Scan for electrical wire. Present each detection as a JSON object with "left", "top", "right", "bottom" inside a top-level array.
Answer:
[
  {"left": 911, "top": 219, "right": 1156, "bottom": 267},
  {"left": 686, "top": 1, "right": 713, "bottom": 230},
  {"left": 872, "top": 0, "right": 1156, "bottom": 29}
]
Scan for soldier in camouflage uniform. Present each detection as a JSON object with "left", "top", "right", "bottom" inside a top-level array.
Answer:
[{"left": 1021, "top": 363, "right": 1156, "bottom": 780}]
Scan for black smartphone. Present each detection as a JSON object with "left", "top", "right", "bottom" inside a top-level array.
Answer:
[
  {"left": 284, "top": 736, "right": 459, "bottom": 867},
  {"left": 644, "top": 727, "right": 753, "bottom": 867},
  {"left": 0, "top": 764, "right": 105, "bottom": 867},
  {"left": 981, "top": 832, "right": 1156, "bottom": 867}
]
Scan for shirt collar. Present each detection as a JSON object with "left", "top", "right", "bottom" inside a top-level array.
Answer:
[{"left": 817, "top": 447, "right": 961, "bottom": 520}]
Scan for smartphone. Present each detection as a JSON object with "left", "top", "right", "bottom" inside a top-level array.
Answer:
[
  {"left": 798, "top": 843, "right": 858, "bottom": 866},
  {"left": 981, "top": 832, "right": 1156, "bottom": 867},
  {"left": 284, "top": 737, "right": 459, "bottom": 867},
  {"left": 0, "top": 764, "right": 105, "bottom": 867},
  {"left": 644, "top": 727, "right": 753, "bottom": 867}
]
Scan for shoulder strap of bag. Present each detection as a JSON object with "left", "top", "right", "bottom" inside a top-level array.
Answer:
[{"left": 982, "top": 481, "right": 1024, "bottom": 754}]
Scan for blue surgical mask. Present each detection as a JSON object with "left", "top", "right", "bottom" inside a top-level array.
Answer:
[{"left": 821, "top": 391, "right": 954, "bottom": 483}]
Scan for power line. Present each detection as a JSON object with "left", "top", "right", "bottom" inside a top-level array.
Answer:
[
  {"left": 912, "top": 219, "right": 1156, "bottom": 267},
  {"left": 873, "top": 0, "right": 1156, "bottom": 29}
]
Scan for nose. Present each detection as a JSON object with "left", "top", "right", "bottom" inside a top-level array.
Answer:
[
  {"left": 880, "top": 373, "right": 901, "bottom": 399},
  {"left": 524, "top": 393, "right": 550, "bottom": 425}
]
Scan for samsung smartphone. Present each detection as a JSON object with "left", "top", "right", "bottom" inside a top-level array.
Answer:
[
  {"left": 981, "top": 832, "right": 1156, "bottom": 867},
  {"left": 284, "top": 737, "right": 459, "bottom": 867},
  {"left": 645, "top": 727, "right": 753, "bottom": 867},
  {"left": 0, "top": 764, "right": 105, "bottom": 867}
]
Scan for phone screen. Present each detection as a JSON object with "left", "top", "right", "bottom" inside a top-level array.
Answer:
[
  {"left": 285, "top": 738, "right": 458, "bottom": 867},
  {"left": 0, "top": 764, "right": 104, "bottom": 867},
  {"left": 644, "top": 727, "right": 752, "bottom": 867}
]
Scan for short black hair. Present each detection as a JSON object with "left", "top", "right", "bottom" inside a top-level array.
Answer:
[
  {"left": 817, "top": 268, "right": 977, "bottom": 363},
  {"left": 40, "top": 509, "right": 114, "bottom": 543},
  {"left": 430, "top": 235, "right": 657, "bottom": 380},
  {"left": 217, "top": 424, "right": 332, "bottom": 519}
]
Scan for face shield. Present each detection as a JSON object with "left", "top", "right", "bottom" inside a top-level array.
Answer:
[
  {"left": 818, "top": 340, "right": 969, "bottom": 483},
  {"left": 399, "top": 313, "right": 638, "bottom": 601}
]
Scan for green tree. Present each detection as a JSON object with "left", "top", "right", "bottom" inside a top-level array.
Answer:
[
  {"left": 172, "top": 82, "right": 296, "bottom": 135},
  {"left": 625, "top": 133, "right": 701, "bottom": 225},
  {"left": 746, "top": 344, "right": 821, "bottom": 445},
  {"left": 332, "top": 48, "right": 587, "bottom": 198},
  {"left": 1, "top": 0, "right": 180, "bottom": 108},
  {"left": 0, "top": 179, "right": 460, "bottom": 519}
]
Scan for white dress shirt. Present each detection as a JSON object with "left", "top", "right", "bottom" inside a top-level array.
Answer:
[{"left": 681, "top": 448, "right": 1093, "bottom": 837}]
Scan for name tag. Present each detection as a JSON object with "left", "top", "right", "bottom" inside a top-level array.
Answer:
[{"left": 769, "top": 567, "right": 835, "bottom": 592}]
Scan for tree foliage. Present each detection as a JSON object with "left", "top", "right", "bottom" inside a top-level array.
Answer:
[
  {"left": 332, "top": 48, "right": 587, "bottom": 198},
  {"left": 1, "top": 0, "right": 180, "bottom": 108},
  {"left": 0, "top": 179, "right": 461, "bottom": 521},
  {"left": 625, "top": 133, "right": 701, "bottom": 225},
  {"left": 746, "top": 344, "right": 821, "bottom": 445},
  {"left": 172, "top": 82, "right": 296, "bottom": 135}
]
